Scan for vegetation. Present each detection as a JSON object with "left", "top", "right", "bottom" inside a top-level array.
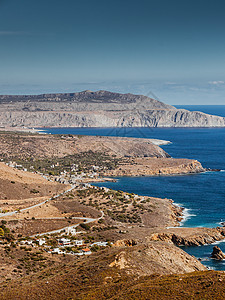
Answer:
[
  {"left": 1, "top": 150, "right": 123, "bottom": 176},
  {"left": 76, "top": 187, "right": 145, "bottom": 224},
  {"left": 0, "top": 221, "right": 14, "bottom": 242}
]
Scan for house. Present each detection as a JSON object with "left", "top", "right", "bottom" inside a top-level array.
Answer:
[
  {"left": 66, "top": 227, "right": 77, "bottom": 235},
  {"left": 21, "top": 240, "right": 33, "bottom": 245},
  {"left": 52, "top": 248, "right": 64, "bottom": 254},
  {"left": 38, "top": 238, "right": 46, "bottom": 246},
  {"left": 81, "top": 248, "right": 92, "bottom": 255},
  {"left": 58, "top": 238, "right": 71, "bottom": 246},
  {"left": 73, "top": 252, "right": 84, "bottom": 256},
  {"left": 74, "top": 240, "right": 83, "bottom": 246},
  {"left": 90, "top": 241, "right": 108, "bottom": 247}
]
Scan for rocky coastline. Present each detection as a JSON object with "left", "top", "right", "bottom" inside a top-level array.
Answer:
[
  {"left": 149, "top": 227, "right": 225, "bottom": 247},
  {"left": 0, "top": 90, "right": 225, "bottom": 128}
]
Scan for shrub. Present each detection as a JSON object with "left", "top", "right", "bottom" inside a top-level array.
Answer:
[
  {"left": 30, "top": 189, "right": 39, "bottom": 194},
  {"left": 80, "top": 223, "right": 90, "bottom": 230}
]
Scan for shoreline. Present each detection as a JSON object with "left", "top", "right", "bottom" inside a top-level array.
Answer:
[
  {"left": 0, "top": 127, "right": 173, "bottom": 146},
  {"left": 0, "top": 127, "right": 46, "bottom": 134}
]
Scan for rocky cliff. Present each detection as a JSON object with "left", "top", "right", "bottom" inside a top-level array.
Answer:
[
  {"left": 149, "top": 227, "right": 225, "bottom": 246},
  {"left": 0, "top": 90, "right": 224, "bottom": 128}
]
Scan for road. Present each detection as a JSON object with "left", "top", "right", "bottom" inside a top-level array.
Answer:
[
  {"left": 0, "top": 183, "right": 104, "bottom": 237},
  {"left": 0, "top": 185, "right": 76, "bottom": 218},
  {"left": 31, "top": 210, "right": 104, "bottom": 237}
]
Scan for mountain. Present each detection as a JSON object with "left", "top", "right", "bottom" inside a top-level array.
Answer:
[{"left": 0, "top": 90, "right": 224, "bottom": 127}]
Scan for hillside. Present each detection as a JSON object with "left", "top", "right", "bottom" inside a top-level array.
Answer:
[
  {"left": 0, "top": 132, "right": 205, "bottom": 177},
  {"left": 0, "top": 162, "right": 68, "bottom": 213},
  {"left": 0, "top": 90, "right": 224, "bottom": 128}
]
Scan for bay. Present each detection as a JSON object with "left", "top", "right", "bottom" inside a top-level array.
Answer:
[{"left": 41, "top": 105, "right": 225, "bottom": 270}]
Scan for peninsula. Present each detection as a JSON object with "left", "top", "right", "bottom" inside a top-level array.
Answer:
[{"left": 0, "top": 90, "right": 225, "bottom": 128}]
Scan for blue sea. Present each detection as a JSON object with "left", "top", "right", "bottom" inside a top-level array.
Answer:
[{"left": 40, "top": 105, "right": 225, "bottom": 270}]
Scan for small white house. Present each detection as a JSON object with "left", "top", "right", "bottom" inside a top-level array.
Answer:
[
  {"left": 52, "top": 248, "right": 64, "bottom": 254},
  {"left": 58, "top": 238, "right": 71, "bottom": 245},
  {"left": 74, "top": 240, "right": 83, "bottom": 246},
  {"left": 90, "top": 241, "right": 108, "bottom": 247},
  {"left": 66, "top": 227, "right": 77, "bottom": 235},
  {"left": 21, "top": 240, "right": 33, "bottom": 245},
  {"left": 38, "top": 238, "right": 46, "bottom": 246}
]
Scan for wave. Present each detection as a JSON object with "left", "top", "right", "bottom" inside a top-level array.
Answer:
[
  {"left": 211, "top": 240, "right": 225, "bottom": 246},
  {"left": 180, "top": 208, "right": 196, "bottom": 226},
  {"left": 172, "top": 202, "right": 196, "bottom": 226}
]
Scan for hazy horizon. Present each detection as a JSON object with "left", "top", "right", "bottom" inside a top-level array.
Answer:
[{"left": 1, "top": 0, "right": 225, "bottom": 104}]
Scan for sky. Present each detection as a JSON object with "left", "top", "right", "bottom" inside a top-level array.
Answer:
[{"left": 0, "top": 0, "right": 225, "bottom": 104}]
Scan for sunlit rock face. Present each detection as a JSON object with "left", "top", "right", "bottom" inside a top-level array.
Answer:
[{"left": 0, "top": 90, "right": 224, "bottom": 128}]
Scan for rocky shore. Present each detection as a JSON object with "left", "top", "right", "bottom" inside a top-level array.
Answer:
[
  {"left": 104, "top": 158, "right": 205, "bottom": 177},
  {"left": 149, "top": 227, "right": 225, "bottom": 246}
]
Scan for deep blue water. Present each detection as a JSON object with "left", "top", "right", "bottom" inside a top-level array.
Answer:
[
  {"left": 175, "top": 105, "right": 225, "bottom": 118},
  {"left": 40, "top": 105, "right": 225, "bottom": 270}
]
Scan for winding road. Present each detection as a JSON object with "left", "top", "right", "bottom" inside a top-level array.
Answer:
[
  {"left": 0, "top": 185, "right": 76, "bottom": 218},
  {"left": 0, "top": 183, "right": 104, "bottom": 237},
  {"left": 32, "top": 210, "right": 104, "bottom": 237}
]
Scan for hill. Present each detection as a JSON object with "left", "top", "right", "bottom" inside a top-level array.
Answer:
[
  {"left": 1, "top": 246, "right": 224, "bottom": 300},
  {"left": 0, "top": 161, "right": 68, "bottom": 212},
  {"left": 0, "top": 132, "right": 205, "bottom": 177},
  {"left": 0, "top": 90, "right": 224, "bottom": 127}
]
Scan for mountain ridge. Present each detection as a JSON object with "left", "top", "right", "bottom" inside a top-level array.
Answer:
[{"left": 0, "top": 90, "right": 225, "bottom": 127}]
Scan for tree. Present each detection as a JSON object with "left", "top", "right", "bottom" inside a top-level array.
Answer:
[{"left": 0, "top": 228, "right": 4, "bottom": 236}]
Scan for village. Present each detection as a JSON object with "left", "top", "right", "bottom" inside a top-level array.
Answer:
[
  {"left": 3, "top": 159, "right": 112, "bottom": 187},
  {"left": 0, "top": 159, "right": 114, "bottom": 258},
  {"left": 18, "top": 233, "right": 110, "bottom": 256}
]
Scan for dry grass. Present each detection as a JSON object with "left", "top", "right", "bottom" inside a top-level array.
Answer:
[{"left": 0, "top": 245, "right": 224, "bottom": 300}]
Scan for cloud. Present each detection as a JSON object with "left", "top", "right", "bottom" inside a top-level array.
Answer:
[{"left": 208, "top": 81, "right": 224, "bottom": 85}]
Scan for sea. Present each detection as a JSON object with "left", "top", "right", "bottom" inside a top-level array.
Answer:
[{"left": 40, "top": 105, "right": 225, "bottom": 270}]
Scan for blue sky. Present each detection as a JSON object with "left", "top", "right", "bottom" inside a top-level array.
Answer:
[{"left": 0, "top": 0, "right": 225, "bottom": 104}]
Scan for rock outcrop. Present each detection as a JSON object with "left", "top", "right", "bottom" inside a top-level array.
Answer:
[
  {"left": 211, "top": 246, "right": 225, "bottom": 260},
  {"left": 149, "top": 227, "right": 225, "bottom": 246},
  {"left": 0, "top": 90, "right": 224, "bottom": 128},
  {"left": 104, "top": 158, "right": 205, "bottom": 177},
  {"left": 109, "top": 242, "right": 207, "bottom": 275}
]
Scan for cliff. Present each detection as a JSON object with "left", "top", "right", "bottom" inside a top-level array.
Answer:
[
  {"left": 0, "top": 90, "right": 224, "bottom": 128},
  {"left": 104, "top": 158, "right": 205, "bottom": 177},
  {"left": 149, "top": 227, "right": 225, "bottom": 246}
]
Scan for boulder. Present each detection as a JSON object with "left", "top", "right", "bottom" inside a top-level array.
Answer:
[{"left": 211, "top": 246, "right": 225, "bottom": 260}]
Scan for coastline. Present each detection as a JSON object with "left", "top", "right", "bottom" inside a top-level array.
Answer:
[
  {"left": 1, "top": 128, "right": 225, "bottom": 270},
  {"left": 0, "top": 126, "right": 46, "bottom": 134}
]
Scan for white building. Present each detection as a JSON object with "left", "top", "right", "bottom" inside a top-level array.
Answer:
[
  {"left": 90, "top": 241, "right": 108, "bottom": 247},
  {"left": 66, "top": 227, "right": 77, "bottom": 235},
  {"left": 38, "top": 238, "right": 46, "bottom": 246},
  {"left": 58, "top": 238, "right": 71, "bottom": 245},
  {"left": 74, "top": 240, "right": 83, "bottom": 246}
]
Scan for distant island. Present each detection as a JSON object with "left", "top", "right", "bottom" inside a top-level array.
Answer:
[{"left": 0, "top": 90, "right": 225, "bottom": 128}]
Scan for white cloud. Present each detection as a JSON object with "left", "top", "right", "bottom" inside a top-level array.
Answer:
[{"left": 208, "top": 81, "right": 224, "bottom": 85}]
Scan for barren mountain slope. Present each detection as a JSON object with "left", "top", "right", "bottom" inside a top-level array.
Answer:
[
  {"left": 0, "top": 162, "right": 67, "bottom": 201},
  {"left": 0, "top": 133, "right": 169, "bottom": 159},
  {"left": 0, "top": 242, "right": 209, "bottom": 300},
  {"left": 0, "top": 90, "right": 224, "bottom": 127}
]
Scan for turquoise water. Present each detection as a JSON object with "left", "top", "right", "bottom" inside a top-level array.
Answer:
[{"left": 41, "top": 105, "right": 225, "bottom": 270}]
